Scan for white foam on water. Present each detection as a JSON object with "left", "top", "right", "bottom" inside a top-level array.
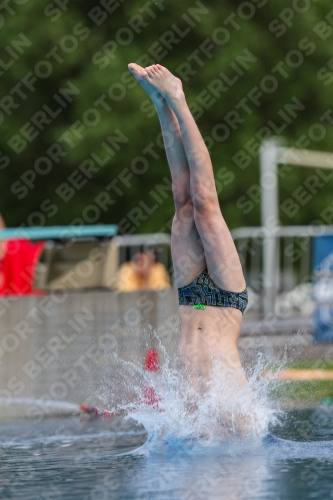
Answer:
[
  {"left": 109, "top": 345, "right": 280, "bottom": 447},
  {"left": 0, "top": 336, "right": 281, "bottom": 450}
]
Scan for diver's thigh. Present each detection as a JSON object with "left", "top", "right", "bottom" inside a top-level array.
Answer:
[
  {"left": 194, "top": 211, "right": 245, "bottom": 292},
  {"left": 171, "top": 208, "right": 206, "bottom": 288}
]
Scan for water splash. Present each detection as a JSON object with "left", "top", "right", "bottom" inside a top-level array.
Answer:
[{"left": 106, "top": 343, "right": 279, "bottom": 446}]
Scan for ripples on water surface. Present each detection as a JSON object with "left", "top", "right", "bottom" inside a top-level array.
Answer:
[{"left": 0, "top": 408, "right": 333, "bottom": 499}]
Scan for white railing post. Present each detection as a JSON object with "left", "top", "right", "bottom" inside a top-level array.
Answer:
[{"left": 260, "top": 140, "right": 279, "bottom": 316}]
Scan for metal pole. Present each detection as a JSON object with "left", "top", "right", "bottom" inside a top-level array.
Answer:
[{"left": 260, "top": 139, "right": 279, "bottom": 316}]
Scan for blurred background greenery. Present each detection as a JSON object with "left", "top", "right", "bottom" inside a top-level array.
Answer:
[{"left": 1, "top": 0, "right": 333, "bottom": 233}]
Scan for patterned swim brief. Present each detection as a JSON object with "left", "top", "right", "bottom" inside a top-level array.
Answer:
[{"left": 178, "top": 268, "right": 248, "bottom": 314}]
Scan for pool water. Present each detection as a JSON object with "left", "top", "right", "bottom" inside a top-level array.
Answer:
[{"left": 1, "top": 407, "right": 333, "bottom": 500}]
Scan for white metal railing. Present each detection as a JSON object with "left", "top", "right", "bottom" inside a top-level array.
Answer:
[
  {"left": 113, "top": 233, "right": 172, "bottom": 273},
  {"left": 232, "top": 225, "right": 333, "bottom": 316},
  {"left": 34, "top": 233, "right": 172, "bottom": 290},
  {"left": 260, "top": 139, "right": 333, "bottom": 315},
  {"left": 1, "top": 229, "right": 172, "bottom": 291}
]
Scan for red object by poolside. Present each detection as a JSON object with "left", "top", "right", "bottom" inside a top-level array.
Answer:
[
  {"left": 145, "top": 348, "right": 160, "bottom": 372},
  {"left": 143, "top": 348, "right": 162, "bottom": 408},
  {"left": 80, "top": 405, "right": 115, "bottom": 418},
  {"left": 0, "top": 239, "right": 45, "bottom": 295},
  {"left": 142, "top": 386, "right": 161, "bottom": 407},
  {"left": 79, "top": 349, "right": 162, "bottom": 418}
]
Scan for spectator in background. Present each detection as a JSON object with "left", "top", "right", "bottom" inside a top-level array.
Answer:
[{"left": 116, "top": 249, "right": 171, "bottom": 292}]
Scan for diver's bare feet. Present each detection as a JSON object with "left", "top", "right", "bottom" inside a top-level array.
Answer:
[
  {"left": 144, "top": 64, "right": 184, "bottom": 110},
  {"left": 128, "top": 63, "right": 166, "bottom": 109}
]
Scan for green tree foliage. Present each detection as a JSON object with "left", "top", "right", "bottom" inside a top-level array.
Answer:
[{"left": 1, "top": 0, "right": 333, "bottom": 232}]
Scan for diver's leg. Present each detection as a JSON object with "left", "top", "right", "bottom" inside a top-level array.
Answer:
[
  {"left": 128, "top": 63, "right": 205, "bottom": 287},
  {"left": 156, "top": 104, "right": 206, "bottom": 287},
  {"left": 142, "top": 64, "right": 246, "bottom": 293}
]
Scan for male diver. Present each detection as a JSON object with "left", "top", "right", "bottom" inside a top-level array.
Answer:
[{"left": 128, "top": 63, "right": 249, "bottom": 396}]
